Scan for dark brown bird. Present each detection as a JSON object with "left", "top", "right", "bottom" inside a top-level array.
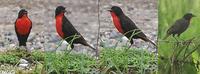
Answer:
[
  {"left": 55, "top": 6, "right": 96, "bottom": 50},
  {"left": 15, "top": 9, "right": 32, "bottom": 46},
  {"left": 108, "top": 6, "right": 156, "bottom": 47},
  {"left": 163, "top": 13, "right": 195, "bottom": 39}
]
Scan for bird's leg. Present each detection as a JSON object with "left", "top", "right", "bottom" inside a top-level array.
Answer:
[
  {"left": 171, "top": 36, "right": 179, "bottom": 61},
  {"left": 127, "top": 44, "right": 132, "bottom": 49},
  {"left": 20, "top": 45, "right": 28, "bottom": 52},
  {"left": 177, "top": 34, "right": 184, "bottom": 41},
  {"left": 173, "top": 35, "right": 178, "bottom": 41},
  {"left": 127, "top": 39, "right": 133, "bottom": 50},
  {"left": 66, "top": 44, "right": 74, "bottom": 55},
  {"left": 173, "top": 36, "right": 180, "bottom": 47}
]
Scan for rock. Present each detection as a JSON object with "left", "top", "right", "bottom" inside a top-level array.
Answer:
[
  {"left": 19, "top": 59, "right": 28, "bottom": 64},
  {"left": 9, "top": 44, "right": 16, "bottom": 48},
  {"left": 121, "top": 36, "right": 128, "bottom": 42},
  {"left": 19, "top": 64, "right": 29, "bottom": 69},
  {"left": 18, "top": 59, "right": 29, "bottom": 69},
  {"left": 18, "top": 58, "right": 29, "bottom": 69}
]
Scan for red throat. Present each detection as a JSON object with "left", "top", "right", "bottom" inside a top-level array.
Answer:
[
  {"left": 110, "top": 12, "right": 123, "bottom": 33},
  {"left": 15, "top": 15, "right": 32, "bottom": 35},
  {"left": 56, "top": 13, "right": 65, "bottom": 38}
]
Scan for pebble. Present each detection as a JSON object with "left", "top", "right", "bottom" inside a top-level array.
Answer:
[
  {"left": 18, "top": 64, "right": 29, "bottom": 69},
  {"left": 18, "top": 58, "right": 29, "bottom": 69},
  {"left": 19, "top": 59, "right": 28, "bottom": 64}
]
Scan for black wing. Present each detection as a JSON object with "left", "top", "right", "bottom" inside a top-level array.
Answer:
[
  {"left": 119, "top": 15, "right": 147, "bottom": 39},
  {"left": 62, "top": 16, "right": 88, "bottom": 45},
  {"left": 167, "top": 18, "right": 188, "bottom": 35}
]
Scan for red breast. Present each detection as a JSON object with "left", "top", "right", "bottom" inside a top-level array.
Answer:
[
  {"left": 110, "top": 12, "right": 123, "bottom": 33},
  {"left": 56, "top": 13, "right": 64, "bottom": 38},
  {"left": 15, "top": 15, "right": 32, "bottom": 35}
]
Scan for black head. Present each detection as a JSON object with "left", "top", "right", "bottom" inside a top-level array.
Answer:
[
  {"left": 55, "top": 6, "right": 66, "bottom": 16},
  {"left": 183, "top": 13, "right": 195, "bottom": 20},
  {"left": 18, "top": 9, "right": 28, "bottom": 18},
  {"left": 108, "top": 6, "right": 124, "bottom": 16}
]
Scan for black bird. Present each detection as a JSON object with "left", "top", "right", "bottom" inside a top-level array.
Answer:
[
  {"left": 163, "top": 13, "right": 195, "bottom": 39},
  {"left": 55, "top": 6, "right": 96, "bottom": 50},
  {"left": 108, "top": 6, "right": 157, "bottom": 47}
]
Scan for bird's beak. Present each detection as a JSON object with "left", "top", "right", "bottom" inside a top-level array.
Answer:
[
  {"left": 65, "top": 10, "right": 71, "bottom": 14},
  {"left": 192, "top": 15, "right": 196, "bottom": 17},
  {"left": 107, "top": 10, "right": 112, "bottom": 12},
  {"left": 63, "top": 10, "right": 66, "bottom": 12},
  {"left": 24, "top": 12, "right": 28, "bottom": 14}
]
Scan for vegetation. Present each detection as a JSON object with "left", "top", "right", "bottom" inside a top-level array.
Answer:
[
  {"left": 0, "top": 47, "right": 157, "bottom": 74},
  {"left": 158, "top": 0, "right": 200, "bottom": 74},
  {"left": 0, "top": 49, "right": 44, "bottom": 74}
]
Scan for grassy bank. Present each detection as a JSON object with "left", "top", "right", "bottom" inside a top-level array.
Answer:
[{"left": 0, "top": 47, "right": 157, "bottom": 74}]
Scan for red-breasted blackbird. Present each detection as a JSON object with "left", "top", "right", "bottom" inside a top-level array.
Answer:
[
  {"left": 108, "top": 6, "right": 156, "bottom": 47},
  {"left": 15, "top": 9, "right": 32, "bottom": 46},
  {"left": 55, "top": 6, "right": 95, "bottom": 50}
]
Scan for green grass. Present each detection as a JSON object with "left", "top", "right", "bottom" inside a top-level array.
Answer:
[
  {"left": 0, "top": 49, "right": 44, "bottom": 65},
  {"left": 0, "top": 49, "right": 45, "bottom": 74},
  {"left": 0, "top": 47, "right": 157, "bottom": 74},
  {"left": 45, "top": 47, "right": 157, "bottom": 74},
  {"left": 100, "top": 48, "right": 157, "bottom": 74},
  {"left": 158, "top": 0, "right": 200, "bottom": 74}
]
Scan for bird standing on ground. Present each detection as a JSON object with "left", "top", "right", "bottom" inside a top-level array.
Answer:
[
  {"left": 55, "top": 6, "right": 96, "bottom": 50},
  {"left": 163, "top": 13, "right": 195, "bottom": 39},
  {"left": 15, "top": 9, "right": 32, "bottom": 47},
  {"left": 108, "top": 6, "right": 157, "bottom": 47}
]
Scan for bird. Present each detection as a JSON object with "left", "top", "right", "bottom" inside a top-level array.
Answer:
[
  {"left": 163, "top": 13, "right": 195, "bottom": 40},
  {"left": 15, "top": 9, "right": 32, "bottom": 47},
  {"left": 108, "top": 6, "right": 157, "bottom": 47},
  {"left": 55, "top": 6, "right": 96, "bottom": 50}
]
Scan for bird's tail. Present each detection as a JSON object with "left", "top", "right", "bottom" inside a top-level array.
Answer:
[
  {"left": 163, "top": 34, "right": 170, "bottom": 40},
  {"left": 87, "top": 44, "right": 96, "bottom": 50},
  {"left": 141, "top": 37, "right": 157, "bottom": 48},
  {"left": 148, "top": 39, "right": 157, "bottom": 48},
  {"left": 146, "top": 39, "right": 158, "bottom": 53},
  {"left": 83, "top": 42, "right": 96, "bottom": 50}
]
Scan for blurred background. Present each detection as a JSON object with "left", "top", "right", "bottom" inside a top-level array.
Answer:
[{"left": 0, "top": 0, "right": 157, "bottom": 52}]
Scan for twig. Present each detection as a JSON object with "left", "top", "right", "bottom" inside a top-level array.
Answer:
[
  {"left": 96, "top": 0, "right": 100, "bottom": 58},
  {"left": 159, "top": 56, "right": 195, "bottom": 65},
  {"left": 182, "top": 38, "right": 194, "bottom": 58},
  {"left": 183, "top": 44, "right": 200, "bottom": 61},
  {"left": 175, "top": 38, "right": 193, "bottom": 59},
  {"left": 158, "top": 40, "right": 199, "bottom": 43}
]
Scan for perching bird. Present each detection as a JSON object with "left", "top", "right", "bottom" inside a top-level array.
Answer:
[
  {"left": 15, "top": 9, "right": 32, "bottom": 46},
  {"left": 55, "top": 6, "right": 96, "bottom": 50},
  {"left": 163, "top": 13, "right": 195, "bottom": 39},
  {"left": 108, "top": 6, "right": 156, "bottom": 47}
]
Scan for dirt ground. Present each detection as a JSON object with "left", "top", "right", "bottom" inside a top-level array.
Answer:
[{"left": 0, "top": 0, "right": 157, "bottom": 52}]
